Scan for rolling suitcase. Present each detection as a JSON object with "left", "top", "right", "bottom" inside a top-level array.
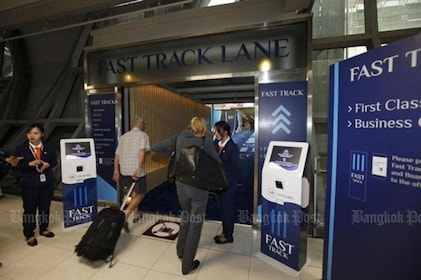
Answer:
[{"left": 75, "top": 180, "right": 136, "bottom": 267}]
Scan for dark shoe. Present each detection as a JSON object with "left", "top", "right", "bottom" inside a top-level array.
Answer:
[
  {"left": 182, "top": 260, "right": 200, "bottom": 275},
  {"left": 40, "top": 230, "right": 55, "bottom": 238},
  {"left": 123, "top": 222, "right": 130, "bottom": 233},
  {"left": 26, "top": 236, "right": 38, "bottom": 246},
  {"left": 215, "top": 237, "right": 233, "bottom": 244},
  {"left": 213, "top": 233, "right": 224, "bottom": 240},
  {"left": 133, "top": 213, "right": 142, "bottom": 223}
]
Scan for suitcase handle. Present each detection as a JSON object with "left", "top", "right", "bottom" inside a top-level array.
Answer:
[{"left": 120, "top": 180, "right": 137, "bottom": 211}]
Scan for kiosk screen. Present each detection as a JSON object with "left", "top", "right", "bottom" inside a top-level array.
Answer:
[
  {"left": 268, "top": 146, "right": 302, "bottom": 172},
  {"left": 65, "top": 142, "right": 92, "bottom": 160}
]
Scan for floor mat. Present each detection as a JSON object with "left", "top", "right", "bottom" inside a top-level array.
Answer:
[{"left": 142, "top": 220, "right": 180, "bottom": 240}]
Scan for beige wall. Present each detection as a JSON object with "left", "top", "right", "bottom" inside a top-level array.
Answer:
[{"left": 129, "top": 84, "right": 210, "bottom": 191}]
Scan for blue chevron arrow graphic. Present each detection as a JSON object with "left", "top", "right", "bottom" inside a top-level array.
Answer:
[{"left": 271, "top": 105, "right": 292, "bottom": 134}]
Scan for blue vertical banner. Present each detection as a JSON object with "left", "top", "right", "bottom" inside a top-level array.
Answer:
[
  {"left": 324, "top": 34, "right": 421, "bottom": 280},
  {"left": 88, "top": 94, "right": 118, "bottom": 202},
  {"left": 258, "top": 81, "right": 308, "bottom": 271}
]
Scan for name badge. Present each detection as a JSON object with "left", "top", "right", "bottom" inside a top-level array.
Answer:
[{"left": 40, "top": 174, "right": 46, "bottom": 182}]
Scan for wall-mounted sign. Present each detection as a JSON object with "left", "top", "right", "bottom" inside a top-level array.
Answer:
[{"left": 86, "top": 23, "right": 308, "bottom": 86}]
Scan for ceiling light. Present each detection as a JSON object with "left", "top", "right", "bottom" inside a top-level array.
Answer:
[
  {"left": 259, "top": 59, "right": 272, "bottom": 72},
  {"left": 208, "top": 0, "right": 237, "bottom": 7}
]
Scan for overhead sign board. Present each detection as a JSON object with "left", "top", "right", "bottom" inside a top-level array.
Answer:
[{"left": 86, "top": 23, "right": 308, "bottom": 86}]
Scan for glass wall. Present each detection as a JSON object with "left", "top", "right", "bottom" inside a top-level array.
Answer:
[
  {"left": 313, "top": 0, "right": 365, "bottom": 38},
  {"left": 311, "top": 46, "right": 366, "bottom": 235},
  {"left": 312, "top": 46, "right": 366, "bottom": 147},
  {"left": 377, "top": 0, "right": 421, "bottom": 31},
  {"left": 313, "top": 0, "right": 421, "bottom": 38}
]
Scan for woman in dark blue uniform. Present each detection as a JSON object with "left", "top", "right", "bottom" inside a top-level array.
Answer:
[
  {"left": 14, "top": 123, "right": 57, "bottom": 246},
  {"left": 213, "top": 120, "right": 240, "bottom": 244}
]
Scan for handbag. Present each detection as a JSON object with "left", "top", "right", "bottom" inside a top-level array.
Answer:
[{"left": 170, "top": 137, "right": 228, "bottom": 192}]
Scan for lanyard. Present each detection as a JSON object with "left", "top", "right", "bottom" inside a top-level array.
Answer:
[{"left": 29, "top": 144, "right": 43, "bottom": 160}]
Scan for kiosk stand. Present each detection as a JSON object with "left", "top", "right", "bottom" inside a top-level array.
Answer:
[
  {"left": 257, "top": 141, "right": 309, "bottom": 275},
  {"left": 60, "top": 138, "right": 98, "bottom": 228}
]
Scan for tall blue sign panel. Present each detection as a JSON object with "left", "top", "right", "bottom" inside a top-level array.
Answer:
[
  {"left": 60, "top": 139, "right": 98, "bottom": 228},
  {"left": 324, "top": 34, "right": 421, "bottom": 280},
  {"left": 258, "top": 81, "right": 308, "bottom": 271},
  {"left": 88, "top": 94, "right": 118, "bottom": 202}
]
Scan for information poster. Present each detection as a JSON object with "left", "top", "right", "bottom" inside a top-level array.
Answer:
[
  {"left": 324, "top": 34, "right": 421, "bottom": 280},
  {"left": 88, "top": 94, "right": 118, "bottom": 202}
]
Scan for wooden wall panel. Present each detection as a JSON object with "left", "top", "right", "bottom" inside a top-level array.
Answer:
[{"left": 129, "top": 85, "right": 210, "bottom": 191}]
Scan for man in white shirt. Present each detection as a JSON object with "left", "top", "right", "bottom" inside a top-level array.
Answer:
[{"left": 113, "top": 116, "right": 150, "bottom": 231}]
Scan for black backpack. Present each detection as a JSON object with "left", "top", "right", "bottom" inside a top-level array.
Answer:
[
  {"left": 171, "top": 137, "right": 228, "bottom": 192},
  {"left": 75, "top": 206, "right": 125, "bottom": 266}
]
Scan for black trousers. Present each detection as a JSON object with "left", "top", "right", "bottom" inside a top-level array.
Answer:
[
  {"left": 215, "top": 183, "right": 238, "bottom": 240},
  {"left": 21, "top": 185, "right": 54, "bottom": 238}
]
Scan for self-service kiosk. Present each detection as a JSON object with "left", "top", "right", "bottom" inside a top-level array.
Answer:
[
  {"left": 60, "top": 138, "right": 98, "bottom": 228},
  {"left": 258, "top": 141, "right": 309, "bottom": 275}
]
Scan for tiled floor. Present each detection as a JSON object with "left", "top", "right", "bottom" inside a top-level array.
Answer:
[{"left": 0, "top": 194, "right": 323, "bottom": 280}]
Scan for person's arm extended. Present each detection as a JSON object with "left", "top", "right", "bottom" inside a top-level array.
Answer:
[
  {"left": 151, "top": 133, "right": 178, "bottom": 157},
  {"left": 4, "top": 155, "right": 24, "bottom": 166}
]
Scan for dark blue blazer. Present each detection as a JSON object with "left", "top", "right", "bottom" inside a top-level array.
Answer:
[
  {"left": 14, "top": 141, "right": 57, "bottom": 188},
  {"left": 214, "top": 138, "right": 240, "bottom": 186}
]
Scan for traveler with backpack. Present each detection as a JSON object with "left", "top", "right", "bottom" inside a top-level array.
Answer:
[{"left": 152, "top": 117, "right": 221, "bottom": 275}]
